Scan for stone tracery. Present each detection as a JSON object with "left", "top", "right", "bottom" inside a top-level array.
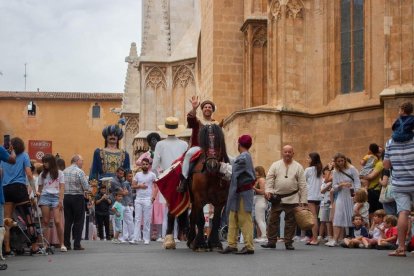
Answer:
[
  {"left": 145, "top": 68, "right": 167, "bottom": 89},
  {"left": 173, "top": 65, "right": 195, "bottom": 88},
  {"left": 253, "top": 27, "right": 267, "bottom": 47}
]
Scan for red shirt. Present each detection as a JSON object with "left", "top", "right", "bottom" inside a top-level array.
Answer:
[
  {"left": 385, "top": 226, "right": 397, "bottom": 243},
  {"left": 187, "top": 112, "right": 217, "bottom": 147}
]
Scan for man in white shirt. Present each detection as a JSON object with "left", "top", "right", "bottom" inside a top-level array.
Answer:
[
  {"left": 152, "top": 117, "right": 188, "bottom": 242},
  {"left": 131, "top": 158, "right": 158, "bottom": 244}
]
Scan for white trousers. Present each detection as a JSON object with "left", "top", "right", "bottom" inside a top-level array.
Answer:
[
  {"left": 182, "top": 146, "right": 201, "bottom": 178},
  {"left": 254, "top": 196, "right": 268, "bottom": 238},
  {"left": 121, "top": 206, "right": 134, "bottom": 241},
  {"left": 162, "top": 206, "right": 178, "bottom": 239},
  {"left": 134, "top": 199, "right": 152, "bottom": 243}
]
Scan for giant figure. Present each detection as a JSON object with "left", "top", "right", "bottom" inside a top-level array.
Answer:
[{"left": 90, "top": 122, "right": 131, "bottom": 184}]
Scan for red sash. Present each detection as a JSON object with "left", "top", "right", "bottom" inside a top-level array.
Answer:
[{"left": 236, "top": 181, "right": 254, "bottom": 193}]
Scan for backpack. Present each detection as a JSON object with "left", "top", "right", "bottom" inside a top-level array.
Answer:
[{"left": 391, "top": 118, "right": 414, "bottom": 142}]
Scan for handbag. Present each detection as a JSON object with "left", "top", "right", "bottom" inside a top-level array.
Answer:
[
  {"left": 379, "top": 173, "right": 394, "bottom": 203},
  {"left": 294, "top": 206, "right": 314, "bottom": 230}
]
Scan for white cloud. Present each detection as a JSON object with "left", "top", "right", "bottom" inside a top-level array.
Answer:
[{"left": 0, "top": 0, "right": 142, "bottom": 92}]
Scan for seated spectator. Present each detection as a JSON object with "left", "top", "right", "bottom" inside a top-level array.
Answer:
[
  {"left": 364, "top": 209, "right": 387, "bottom": 249},
  {"left": 341, "top": 214, "right": 368, "bottom": 248},
  {"left": 377, "top": 215, "right": 398, "bottom": 251}
]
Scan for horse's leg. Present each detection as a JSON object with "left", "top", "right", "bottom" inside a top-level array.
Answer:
[
  {"left": 166, "top": 212, "right": 175, "bottom": 235},
  {"left": 194, "top": 209, "right": 208, "bottom": 252},
  {"left": 177, "top": 209, "right": 188, "bottom": 241},
  {"left": 208, "top": 205, "right": 224, "bottom": 251},
  {"left": 186, "top": 208, "right": 197, "bottom": 249}
]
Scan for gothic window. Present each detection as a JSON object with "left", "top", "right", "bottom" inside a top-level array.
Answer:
[
  {"left": 341, "top": 0, "right": 364, "bottom": 94},
  {"left": 92, "top": 103, "right": 100, "bottom": 118},
  {"left": 28, "top": 101, "right": 36, "bottom": 116}
]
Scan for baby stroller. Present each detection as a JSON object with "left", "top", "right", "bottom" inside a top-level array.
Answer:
[
  {"left": 219, "top": 205, "right": 228, "bottom": 242},
  {"left": 9, "top": 203, "right": 54, "bottom": 256}
]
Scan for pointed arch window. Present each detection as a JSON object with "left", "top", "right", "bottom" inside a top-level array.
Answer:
[{"left": 341, "top": 0, "right": 364, "bottom": 94}]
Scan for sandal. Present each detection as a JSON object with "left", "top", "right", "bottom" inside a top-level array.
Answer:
[{"left": 388, "top": 248, "right": 406, "bottom": 257}]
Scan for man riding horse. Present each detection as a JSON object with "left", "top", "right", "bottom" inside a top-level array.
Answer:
[{"left": 177, "top": 95, "right": 221, "bottom": 193}]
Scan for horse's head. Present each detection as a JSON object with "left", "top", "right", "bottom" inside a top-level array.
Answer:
[{"left": 198, "top": 124, "right": 229, "bottom": 173}]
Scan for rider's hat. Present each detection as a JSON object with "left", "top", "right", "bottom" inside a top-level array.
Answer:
[
  {"left": 158, "top": 117, "right": 186, "bottom": 136},
  {"left": 200, "top": 100, "right": 216, "bottom": 112}
]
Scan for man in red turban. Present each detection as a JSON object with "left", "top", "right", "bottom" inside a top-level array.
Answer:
[{"left": 218, "top": 135, "right": 256, "bottom": 255}]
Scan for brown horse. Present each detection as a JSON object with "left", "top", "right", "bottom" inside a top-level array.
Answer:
[{"left": 187, "top": 124, "right": 230, "bottom": 251}]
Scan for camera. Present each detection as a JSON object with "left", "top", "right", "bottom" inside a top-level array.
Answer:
[{"left": 3, "top": 135, "right": 10, "bottom": 150}]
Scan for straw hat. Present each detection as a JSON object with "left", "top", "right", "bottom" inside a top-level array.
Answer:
[{"left": 158, "top": 117, "right": 186, "bottom": 135}]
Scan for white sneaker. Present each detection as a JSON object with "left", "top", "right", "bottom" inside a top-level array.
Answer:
[
  {"left": 254, "top": 237, "right": 267, "bottom": 243},
  {"left": 119, "top": 239, "right": 128, "bottom": 244},
  {"left": 292, "top": 236, "right": 301, "bottom": 242},
  {"left": 317, "top": 236, "right": 324, "bottom": 244},
  {"left": 156, "top": 238, "right": 164, "bottom": 242},
  {"left": 326, "top": 240, "right": 337, "bottom": 247},
  {"left": 112, "top": 239, "right": 120, "bottom": 244},
  {"left": 144, "top": 241, "right": 150, "bottom": 245},
  {"left": 129, "top": 240, "right": 139, "bottom": 245},
  {"left": 300, "top": 236, "right": 310, "bottom": 242},
  {"left": 174, "top": 238, "right": 180, "bottom": 243}
]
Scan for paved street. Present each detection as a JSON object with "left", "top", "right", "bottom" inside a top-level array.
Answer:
[{"left": 3, "top": 240, "right": 413, "bottom": 276}]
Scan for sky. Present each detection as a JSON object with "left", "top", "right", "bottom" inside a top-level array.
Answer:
[{"left": 0, "top": 0, "right": 142, "bottom": 93}]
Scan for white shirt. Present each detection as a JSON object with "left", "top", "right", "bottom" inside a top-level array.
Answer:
[
  {"left": 305, "top": 167, "right": 322, "bottom": 201},
  {"left": 134, "top": 171, "right": 157, "bottom": 200},
  {"left": 152, "top": 136, "right": 188, "bottom": 177},
  {"left": 38, "top": 170, "right": 65, "bottom": 196},
  {"left": 152, "top": 136, "right": 187, "bottom": 203}
]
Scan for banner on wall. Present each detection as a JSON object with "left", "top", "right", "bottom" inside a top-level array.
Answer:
[{"left": 28, "top": 140, "right": 52, "bottom": 162}]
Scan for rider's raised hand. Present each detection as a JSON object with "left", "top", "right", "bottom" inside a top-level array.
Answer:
[{"left": 189, "top": 95, "right": 200, "bottom": 113}]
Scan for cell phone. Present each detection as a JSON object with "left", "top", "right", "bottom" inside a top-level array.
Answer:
[{"left": 3, "top": 135, "right": 10, "bottom": 150}]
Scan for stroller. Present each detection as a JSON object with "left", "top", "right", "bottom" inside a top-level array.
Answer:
[{"left": 8, "top": 202, "right": 55, "bottom": 256}]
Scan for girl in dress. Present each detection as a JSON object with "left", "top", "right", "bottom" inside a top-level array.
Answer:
[{"left": 305, "top": 153, "right": 323, "bottom": 245}]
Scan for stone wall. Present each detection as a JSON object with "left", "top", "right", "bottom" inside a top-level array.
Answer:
[
  {"left": 224, "top": 107, "right": 385, "bottom": 173},
  {"left": 204, "top": 0, "right": 245, "bottom": 122}
]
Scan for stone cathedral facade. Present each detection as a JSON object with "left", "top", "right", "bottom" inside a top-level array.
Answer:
[{"left": 120, "top": 0, "right": 414, "bottom": 171}]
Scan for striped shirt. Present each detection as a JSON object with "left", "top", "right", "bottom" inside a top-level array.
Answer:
[
  {"left": 384, "top": 138, "right": 414, "bottom": 193},
  {"left": 63, "top": 164, "right": 89, "bottom": 195}
]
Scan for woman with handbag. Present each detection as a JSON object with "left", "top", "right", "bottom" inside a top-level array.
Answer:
[
  {"left": 379, "top": 168, "right": 397, "bottom": 216},
  {"left": 326, "top": 153, "right": 361, "bottom": 247},
  {"left": 304, "top": 152, "right": 323, "bottom": 245}
]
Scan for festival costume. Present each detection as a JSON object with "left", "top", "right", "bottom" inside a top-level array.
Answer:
[
  {"left": 152, "top": 117, "right": 188, "bottom": 236},
  {"left": 225, "top": 136, "right": 256, "bottom": 252},
  {"left": 179, "top": 103, "right": 219, "bottom": 192},
  {"left": 89, "top": 124, "right": 130, "bottom": 184}
]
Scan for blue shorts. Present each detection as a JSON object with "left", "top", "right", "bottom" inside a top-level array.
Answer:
[
  {"left": 393, "top": 191, "right": 414, "bottom": 214},
  {"left": 38, "top": 194, "right": 60, "bottom": 208},
  {"left": 114, "top": 219, "right": 123, "bottom": 233}
]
